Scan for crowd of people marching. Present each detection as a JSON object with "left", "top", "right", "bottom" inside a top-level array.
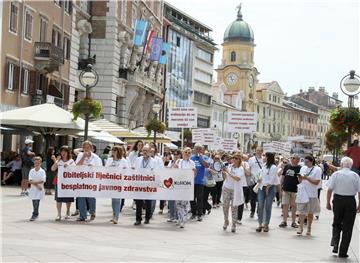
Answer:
[{"left": 1, "top": 138, "right": 360, "bottom": 258}]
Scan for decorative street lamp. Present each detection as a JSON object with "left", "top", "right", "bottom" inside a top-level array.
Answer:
[
  {"left": 152, "top": 102, "right": 161, "bottom": 144},
  {"left": 79, "top": 64, "right": 99, "bottom": 140},
  {"left": 340, "top": 70, "right": 360, "bottom": 147}
]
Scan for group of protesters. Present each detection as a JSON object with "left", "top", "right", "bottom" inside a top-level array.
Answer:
[{"left": 2, "top": 138, "right": 360, "bottom": 258}]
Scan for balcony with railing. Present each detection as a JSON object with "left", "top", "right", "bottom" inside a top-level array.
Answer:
[{"left": 34, "top": 42, "right": 64, "bottom": 73}]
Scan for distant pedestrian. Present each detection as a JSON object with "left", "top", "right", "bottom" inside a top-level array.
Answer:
[
  {"left": 21, "top": 139, "right": 35, "bottom": 196},
  {"left": 75, "top": 140, "right": 103, "bottom": 221},
  {"left": 327, "top": 157, "right": 360, "bottom": 259},
  {"left": 297, "top": 156, "right": 321, "bottom": 236},
  {"left": 51, "top": 146, "right": 75, "bottom": 221},
  {"left": 28, "top": 157, "right": 46, "bottom": 221},
  {"left": 222, "top": 153, "right": 245, "bottom": 233},
  {"left": 256, "top": 152, "right": 281, "bottom": 233}
]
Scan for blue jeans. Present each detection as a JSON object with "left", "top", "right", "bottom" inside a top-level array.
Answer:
[
  {"left": 257, "top": 186, "right": 276, "bottom": 225},
  {"left": 168, "top": 200, "right": 176, "bottom": 219},
  {"left": 112, "top": 198, "right": 121, "bottom": 218},
  {"left": 78, "top": 197, "right": 96, "bottom": 220},
  {"left": 32, "top": 200, "right": 40, "bottom": 217},
  {"left": 150, "top": 200, "right": 156, "bottom": 216}
]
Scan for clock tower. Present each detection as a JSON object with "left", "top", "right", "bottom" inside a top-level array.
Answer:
[{"left": 216, "top": 4, "right": 258, "bottom": 112}]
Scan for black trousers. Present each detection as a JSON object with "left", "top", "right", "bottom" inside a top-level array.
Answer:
[
  {"left": 190, "top": 184, "right": 204, "bottom": 216},
  {"left": 135, "top": 199, "right": 152, "bottom": 222},
  {"left": 248, "top": 184, "right": 257, "bottom": 213},
  {"left": 32, "top": 200, "right": 40, "bottom": 217},
  {"left": 160, "top": 200, "right": 166, "bottom": 210},
  {"left": 331, "top": 195, "right": 357, "bottom": 256},
  {"left": 238, "top": 186, "right": 250, "bottom": 221},
  {"left": 213, "top": 181, "right": 223, "bottom": 205},
  {"left": 203, "top": 186, "right": 215, "bottom": 213}
]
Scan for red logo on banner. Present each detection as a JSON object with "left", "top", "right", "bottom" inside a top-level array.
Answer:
[{"left": 163, "top": 178, "right": 173, "bottom": 188}]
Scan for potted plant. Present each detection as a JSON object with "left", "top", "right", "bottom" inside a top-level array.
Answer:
[
  {"left": 145, "top": 118, "right": 166, "bottom": 136},
  {"left": 329, "top": 107, "right": 360, "bottom": 133},
  {"left": 72, "top": 98, "right": 102, "bottom": 120}
]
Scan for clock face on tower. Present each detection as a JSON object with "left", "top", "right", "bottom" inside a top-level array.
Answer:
[{"left": 225, "top": 73, "right": 238, "bottom": 86}]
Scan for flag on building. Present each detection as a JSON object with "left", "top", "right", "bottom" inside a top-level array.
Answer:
[
  {"left": 150, "top": 37, "right": 163, "bottom": 61},
  {"left": 158, "top": 42, "right": 170, "bottom": 65},
  {"left": 145, "top": 30, "right": 155, "bottom": 54},
  {"left": 133, "top": 20, "right": 148, "bottom": 46}
]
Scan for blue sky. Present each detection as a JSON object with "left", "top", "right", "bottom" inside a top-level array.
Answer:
[{"left": 168, "top": 0, "right": 360, "bottom": 106}]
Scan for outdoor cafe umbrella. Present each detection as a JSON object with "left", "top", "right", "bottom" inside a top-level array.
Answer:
[{"left": 0, "top": 102, "right": 88, "bottom": 152}]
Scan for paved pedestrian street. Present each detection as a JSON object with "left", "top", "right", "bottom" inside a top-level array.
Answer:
[{"left": 1, "top": 186, "right": 359, "bottom": 262}]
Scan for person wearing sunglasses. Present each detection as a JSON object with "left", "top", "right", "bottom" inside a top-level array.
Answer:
[{"left": 222, "top": 153, "right": 245, "bottom": 233}]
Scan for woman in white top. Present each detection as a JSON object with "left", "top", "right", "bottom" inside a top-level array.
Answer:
[
  {"left": 256, "top": 152, "right": 281, "bottom": 232},
  {"left": 105, "top": 146, "right": 129, "bottom": 224},
  {"left": 51, "top": 146, "right": 76, "bottom": 221},
  {"left": 174, "top": 147, "right": 196, "bottom": 228},
  {"left": 297, "top": 155, "right": 321, "bottom": 236},
  {"left": 222, "top": 153, "right": 245, "bottom": 233},
  {"left": 127, "top": 140, "right": 144, "bottom": 167}
]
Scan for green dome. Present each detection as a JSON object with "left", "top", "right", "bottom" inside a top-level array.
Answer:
[{"left": 223, "top": 6, "right": 254, "bottom": 43}]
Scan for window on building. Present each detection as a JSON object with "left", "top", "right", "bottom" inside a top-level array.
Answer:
[
  {"left": 230, "top": 51, "right": 236, "bottom": 62},
  {"left": 197, "top": 48, "right": 213, "bottom": 63},
  {"left": 273, "top": 124, "right": 276, "bottom": 133},
  {"left": 257, "top": 105, "right": 259, "bottom": 113},
  {"left": 268, "top": 108, "right": 271, "bottom": 117},
  {"left": 257, "top": 121, "right": 259, "bottom": 131},
  {"left": 25, "top": 10, "right": 33, "bottom": 41},
  {"left": 22, "top": 68, "right": 29, "bottom": 94},
  {"left": 263, "top": 107, "right": 265, "bottom": 116},
  {"left": 131, "top": 5, "right": 137, "bottom": 30},
  {"left": 63, "top": 36, "right": 71, "bottom": 59},
  {"left": 6, "top": 63, "right": 16, "bottom": 90},
  {"left": 80, "top": 0, "right": 88, "bottom": 12},
  {"left": 52, "top": 27, "right": 61, "bottom": 47},
  {"left": 9, "top": 2, "right": 18, "bottom": 33},
  {"left": 213, "top": 111, "right": 217, "bottom": 121},
  {"left": 194, "top": 91, "right": 211, "bottom": 105},
  {"left": 40, "top": 17, "right": 47, "bottom": 42},
  {"left": 176, "top": 36, "right": 181, "bottom": 47},
  {"left": 268, "top": 124, "right": 271, "bottom": 133},
  {"left": 269, "top": 94, "right": 271, "bottom": 101},
  {"left": 194, "top": 69, "right": 212, "bottom": 84},
  {"left": 121, "top": 0, "right": 127, "bottom": 22},
  {"left": 262, "top": 123, "right": 265, "bottom": 133},
  {"left": 64, "top": 0, "right": 71, "bottom": 13}
]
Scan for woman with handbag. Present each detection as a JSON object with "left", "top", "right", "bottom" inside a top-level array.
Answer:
[
  {"left": 222, "top": 153, "right": 245, "bottom": 233},
  {"left": 256, "top": 152, "right": 281, "bottom": 233}
]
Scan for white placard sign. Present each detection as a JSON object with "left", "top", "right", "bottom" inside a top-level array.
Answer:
[
  {"left": 58, "top": 166, "right": 194, "bottom": 200},
  {"left": 168, "top": 107, "right": 197, "bottom": 128},
  {"left": 220, "top": 138, "right": 238, "bottom": 152},
  {"left": 263, "top": 143, "right": 274, "bottom": 153},
  {"left": 191, "top": 128, "right": 216, "bottom": 147},
  {"left": 227, "top": 112, "right": 257, "bottom": 133}
]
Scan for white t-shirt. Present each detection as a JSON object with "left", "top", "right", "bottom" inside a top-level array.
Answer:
[
  {"left": 28, "top": 167, "right": 46, "bottom": 200},
  {"left": 248, "top": 156, "right": 264, "bottom": 179},
  {"left": 223, "top": 166, "right": 245, "bottom": 190},
  {"left": 260, "top": 164, "right": 280, "bottom": 188},
  {"left": 105, "top": 157, "right": 129, "bottom": 168},
  {"left": 152, "top": 155, "right": 164, "bottom": 169},
  {"left": 75, "top": 152, "right": 103, "bottom": 166},
  {"left": 135, "top": 156, "right": 155, "bottom": 170},
  {"left": 176, "top": 159, "right": 195, "bottom": 170},
  {"left": 300, "top": 165, "right": 322, "bottom": 198}
]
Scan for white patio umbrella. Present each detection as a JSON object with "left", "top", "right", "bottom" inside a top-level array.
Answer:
[
  {"left": 73, "top": 130, "right": 124, "bottom": 144},
  {"left": 0, "top": 102, "right": 85, "bottom": 134}
]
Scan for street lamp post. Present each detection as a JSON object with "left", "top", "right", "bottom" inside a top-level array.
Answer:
[
  {"left": 340, "top": 70, "right": 360, "bottom": 147},
  {"left": 79, "top": 64, "right": 99, "bottom": 141},
  {"left": 152, "top": 102, "right": 161, "bottom": 144}
]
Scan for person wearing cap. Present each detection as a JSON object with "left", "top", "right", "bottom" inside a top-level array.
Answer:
[
  {"left": 190, "top": 143, "right": 209, "bottom": 222},
  {"left": 279, "top": 154, "right": 301, "bottom": 228},
  {"left": 327, "top": 157, "right": 360, "bottom": 259},
  {"left": 75, "top": 140, "right": 103, "bottom": 221},
  {"left": 20, "top": 139, "right": 35, "bottom": 196}
]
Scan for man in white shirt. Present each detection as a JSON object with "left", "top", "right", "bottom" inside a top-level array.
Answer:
[
  {"left": 327, "top": 157, "right": 360, "bottom": 258},
  {"left": 134, "top": 145, "right": 155, "bottom": 225},
  {"left": 75, "top": 140, "right": 103, "bottom": 221},
  {"left": 247, "top": 147, "right": 264, "bottom": 218}
]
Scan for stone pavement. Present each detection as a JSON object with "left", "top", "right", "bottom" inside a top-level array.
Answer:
[{"left": 1, "top": 185, "right": 359, "bottom": 262}]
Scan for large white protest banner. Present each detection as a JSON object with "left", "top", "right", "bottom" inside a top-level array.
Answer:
[
  {"left": 58, "top": 166, "right": 194, "bottom": 200},
  {"left": 168, "top": 107, "right": 197, "bottom": 128},
  {"left": 227, "top": 112, "right": 257, "bottom": 133}
]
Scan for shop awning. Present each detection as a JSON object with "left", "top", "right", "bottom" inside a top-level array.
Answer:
[{"left": 90, "top": 119, "right": 141, "bottom": 138}]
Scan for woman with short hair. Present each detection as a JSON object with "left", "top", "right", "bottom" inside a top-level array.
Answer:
[
  {"left": 105, "top": 146, "right": 129, "bottom": 224},
  {"left": 256, "top": 152, "right": 281, "bottom": 232},
  {"left": 222, "top": 153, "right": 245, "bottom": 233},
  {"left": 51, "top": 146, "right": 75, "bottom": 221}
]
